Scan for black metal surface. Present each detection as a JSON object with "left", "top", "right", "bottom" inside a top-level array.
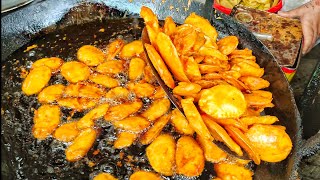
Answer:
[{"left": 1, "top": 0, "right": 302, "bottom": 179}]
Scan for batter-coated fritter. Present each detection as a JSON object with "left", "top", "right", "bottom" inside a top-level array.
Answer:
[
  {"left": 32, "top": 57, "right": 64, "bottom": 72},
  {"left": 77, "top": 103, "right": 110, "bottom": 129},
  {"left": 170, "top": 109, "right": 194, "bottom": 135},
  {"left": 60, "top": 61, "right": 91, "bottom": 83},
  {"left": 77, "top": 45, "right": 105, "bottom": 66},
  {"left": 53, "top": 121, "right": 79, "bottom": 142},
  {"left": 89, "top": 73, "right": 119, "bottom": 88},
  {"left": 141, "top": 98, "right": 171, "bottom": 121},
  {"left": 114, "top": 132, "right": 137, "bottom": 149},
  {"left": 22, "top": 66, "right": 52, "bottom": 95},
  {"left": 129, "top": 57, "right": 146, "bottom": 81},
  {"left": 104, "top": 101, "right": 142, "bottom": 121},
  {"left": 38, "top": 84, "right": 65, "bottom": 103}
]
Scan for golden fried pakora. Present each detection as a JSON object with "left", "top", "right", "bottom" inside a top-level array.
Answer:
[
  {"left": 61, "top": 61, "right": 91, "bottom": 83},
  {"left": 22, "top": 66, "right": 52, "bottom": 95},
  {"left": 77, "top": 45, "right": 106, "bottom": 66},
  {"left": 38, "top": 84, "right": 65, "bottom": 103}
]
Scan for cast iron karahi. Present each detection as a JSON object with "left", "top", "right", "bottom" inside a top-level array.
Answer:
[{"left": 1, "top": 0, "right": 302, "bottom": 179}]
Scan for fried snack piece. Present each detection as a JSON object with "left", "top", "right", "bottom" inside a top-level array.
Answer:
[
  {"left": 144, "top": 43, "right": 175, "bottom": 89},
  {"left": 214, "top": 163, "right": 253, "bottom": 180},
  {"left": 141, "top": 98, "right": 171, "bottom": 121},
  {"left": 184, "top": 12, "right": 218, "bottom": 42},
  {"left": 155, "top": 32, "right": 189, "bottom": 82},
  {"left": 193, "top": 32, "right": 206, "bottom": 52},
  {"left": 244, "top": 92, "right": 274, "bottom": 108},
  {"left": 105, "top": 87, "right": 130, "bottom": 100},
  {"left": 217, "top": 36, "right": 239, "bottom": 55},
  {"left": 202, "top": 114, "right": 243, "bottom": 156},
  {"left": 119, "top": 40, "right": 144, "bottom": 59},
  {"left": 239, "top": 115, "right": 279, "bottom": 126},
  {"left": 183, "top": 56, "right": 201, "bottom": 81},
  {"left": 239, "top": 76, "right": 270, "bottom": 91},
  {"left": 32, "top": 57, "right": 64, "bottom": 72},
  {"left": 132, "top": 83, "right": 155, "bottom": 98},
  {"left": 140, "top": 114, "right": 171, "bottom": 145},
  {"left": 93, "top": 172, "right": 117, "bottom": 180},
  {"left": 38, "top": 84, "right": 65, "bottom": 103},
  {"left": 77, "top": 45, "right": 105, "bottom": 66},
  {"left": 104, "top": 101, "right": 143, "bottom": 121},
  {"left": 64, "top": 83, "right": 105, "bottom": 99},
  {"left": 57, "top": 98, "right": 98, "bottom": 111},
  {"left": 231, "top": 62, "right": 264, "bottom": 78},
  {"left": 113, "top": 116, "right": 150, "bottom": 133},
  {"left": 241, "top": 107, "right": 263, "bottom": 117},
  {"left": 32, "top": 105, "right": 60, "bottom": 139},
  {"left": 129, "top": 57, "right": 146, "bottom": 81},
  {"left": 196, "top": 135, "right": 227, "bottom": 163},
  {"left": 114, "top": 131, "right": 137, "bottom": 149},
  {"left": 151, "top": 86, "right": 166, "bottom": 100},
  {"left": 170, "top": 109, "right": 194, "bottom": 135},
  {"left": 61, "top": 61, "right": 90, "bottom": 83},
  {"left": 173, "top": 82, "right": 202, "bottom": 97},
  {"left": 230, "top": 58, "right": 259, "bottom": 68},
  {"left": 77, "top": 103, "right": 110, "bottom": 129},
  {"left": 173, "top": 24, "right": 197, "bottom": 55},
  {"left": 230, "top": 48, "right": 253, "bottom": 56},
  {"left": 89, "top": 73, "right": 119, "bottom": 88},
  {"left": 96, "top": 60, "right": 124, "bottom": 75},
  {"left": 245, "top": 124, "right": 293, "bottom": 162},
  {"left": 22, "top": 66, "right": 52, "bottom": 95},
  {"left": 163, "top": 16, "right": 176, "bottom": 37},
  {"left": 146, "top": 134, "right": 176, "bottom": 176},
  {"left": 199, "top": 84, "right": 247, "bottom": 119},
  {"left": 129, "top": 171, "right": 162, "bottom": 180},
  {"left": 193, "top": 79, "right": 227, "bottom": 89},
  {"left": 212, "top": 118, "right": 248, "bottom": 132},
  {"left": 53, "top": 121, "right": 80, "bottom": 142},
  {"left": 198, "top": 64, "right": 223, "bottom": 74},
  {"left": 176, "top": 136, "right": 205, "bottom": 177},
  {"left": 106, "top": 39, "right": 125, "bottom": 61},
  {"left": 198, "top": 46, "right": 228, "bottom": 61},
  {"left": 181, "top": 97, "right": 213, "bottom": 140},
  {"left": 225, "top": 126, "right": 261, "bottom": 165},
  {"left": 65, "top": 128, "right": 97, "bottom": 162},
  {"left": 143, "top": 65, "right": 157, "bottom": 84},
  {"left": 140, "top": 6, "right": 160, "bottom": 45}
]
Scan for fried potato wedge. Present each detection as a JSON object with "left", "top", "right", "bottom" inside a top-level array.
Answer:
[
  {"left": 77, "top": 103, "right": 109, "bottom": 129},
  {"left": 141, "top": 98, "right": 171, "bottom": 121},
  {"left": 129, "top": 57, "right": 146, "bottom": 81},
  {"left": 93, "top": 172, "right": 117, "bottom": 180},
  {"left": 183, "top": 56, "right": 201, "bottom": 81},
  {"left": 230, "top": 48, "right": 253, "bottom": 56},
  {"left": 105, "top": 87, "right": 130, "bottom": 100},
  {"left": 196, "top": 135, "right": 227, "bottom": 163},
  {"left": 212, "top": 118, "right": 248, "bottom": 132},
  {"left": 155, "top": 32, "right": 189, "bottom": 82},
  {"left": 170, "top": 109, "right": 194, "bottom": 135},
  {"left": 106, "top": 39, "right": 125, "bottom": 61},
  {"left": 32, "top": 105, "right": 60, "bottom": 139},
  {"left": 38, "top": 84, "right": 65, "bottom": 103},
  {"left": 146, "top": 134, "right": 176, "bottom": 176},
  {"left": 132, "top": 83, "right": 155, "bottom": 98},
  {"left": 239, "top": 76, "right": 270, "bottom": 91},
  {"left": 61, "top": 61, "right": 90, "bottom": 83},
  {"left": 163, "top": 16, "right": 176, "bottom": 37},
  {"left": 140, "top": 114, "right": 171, "bottom": 145},
  {"left": 22, "top": 66, "right": 52, "bottom": 95},
  {"left": 245, "top": 124, "right": 292, "bottom": 162},
  {"left": 67, "top": 83, "right": 105, "bottom": 99},
  {"left": 231, "top": 62, "right": 264, "bottom": 78},
  {"left": 53, "top": 121, "right": 80, "bottom": 142},
  {"left": 143, "top": 65, "right": 157, "bottom": 84},
  {"left": 239, "top": 115, "right": 279, "bottom": 126},
  {"left": 57, "top": 98, "right": 98, "bottom": 111},
  {"left": 151, "top": 86, "right": 167, "bottom": 100},
  {"left": 217, "top": 36, "right": 239, "bottom": 55},
  {"left": 173, "top": 82, "right": 202, "bottom": 97},
  {"left": 119, "top": 40, "right": 144, "bottom": 59},
  {"left": 32, "top": 57, "right": 63, "bottom": 72},
  {"left": 244, "top": 93, "right": 273, "bottom": 108},
  {"left": 176, "top": 136, "right": 205, "bottom": 177},
  {"left": 89, "top": 73, "right": 119, "bottom": 88},
  {"left": 198, "top": 46, "right": 228, "bottom": 61},
  {"left": 129, "top": 171, "right": 162, "bottom": 180},
  {"left": 65, "top": 128, "right": 96, "bottom": 162},
  {"left": 140, "top": 6, "right": 160, "bottom": 32},
  {"left": 113, "top": 116, "right": 150, "bottom": 133},
  {"left": 96, "top": 60, "right": 124, "bottom": 75},
  {"left": 114, "top": 131, "right": 137, "bottom": 149},
  {"left": 77, "top": 45, "right": 105, "bottom": 66},
  {"left": 173, "top": 24, "right": 197, "bottom": 55},
  {"left": 214, "top": 163, "right": 253, "bottom": 180},
  {"left": 104, "top": 101, "right": 142, "bottom": 121},
  {"left": 181, "top": 97, "right": 213, "bottom": 140},
  {"left": 199, "top": 64, "right": 223, "bottom": 74}
]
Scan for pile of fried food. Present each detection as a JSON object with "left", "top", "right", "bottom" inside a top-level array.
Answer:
[
  {"left": 217, "top": 0, "right": 280, "bottom": 10},
  {"left": 21, "top": 6, "right": 292, "bottom": 180}
]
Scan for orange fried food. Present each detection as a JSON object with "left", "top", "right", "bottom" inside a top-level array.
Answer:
[
  {"left": 106, "top": 39, "right": 125, "bottom": 61},
  {"left": 198, "top": 64, "right": 224, "bottom": 74},
  {"left": 38, "top": 84, "right": 65, "bottom": 103},
  {"left": 244, "top": 92, "right": 274, "bottom": 108},
  {"left": 146, "top": 134, "right": 176, "bottom": 176},
  {"left": 212, "top": 118, "right": 248, "bottom": 132},
  {"left": 184, "top": 12, "right": 218, "bottom": 42},
  {"left": 141, "top": 98, "right": 171, "bottom": 121},
  {"left": 231, "top": 62, "right": 264, "bottom": 78},
  {"left": 199, "top": 84, "right": 247, "bottom": 119},
  {"left": 140, "top": 6, "right": 160, "bottom": 45},
  {"left": 65, "top": 128, "right": 97, "bottom": 162},
  {"left": 64, "top": 83, "right": 105, "bottom": 99},
  {"left": 57, "top": 98, "right": 98, "bottom": 111},
  {"left": 239, "top": 76, "right": 270, "bottom": 91},
  {"left": 163, "top": 16, "right": 176, "bottom": 37},
  {"left": 144, "top": 43, "right": 175, "bottom": 89},
  {"left": 214, "top": 163, "right": 253, "bottom": 180},
  {"left": 143, "top": 65, "right": 157, "bottom": 84},
  {"left": 183, "top": 56, "right": 201, "bottom": 81},
  {"left": 155, "top": 32, "right": 189, "bottom": 82},
  {"left": 77, "top": 103, "right": 109, "bottom": 129},
  {"left": 129, "top": 57, "right": 146, "bottom": 81},
  {"left": 96, "top": 60, "right": 124, "bottom": 75},
  {"left": 217, "top": 36, "right": 239, "bottom": 55},
  {"left": 89, "top": 73, "right": 119, "bottom": 88},
  {"left": 151, "top": 86, "right": 166, "bottom": 100},
  {"left": 173, "top": 24, "right": 197, "bottom": 55},
  {"left": 129, "top": 171, "right": 162, "bottom": 180},
  {"left": 32, "top": 57, "right": 63, "bottom": 72},
  {"left": 173, "top": 82, "right": 202, "bottom": 97},
  {"left": 245, "top": 124, "right": 292, "bottom": 162},
  {"left": 32, "top": 105, "right": 60, "bottom": 139},
  {"left": 170, "top": 109, "right": 194, "bottom": 135},
  {"left": 196, "top": 135, "right": 227, "bottom": 163},
  {"left": 239, "top": 115, "right": 279, "bottom": 126},
  {"left": 131, "top": 83, "right": 155, "bottom": 98},
  {"left": 193, "top": 32, "right": 206, "bottom": 52},
  {"left": 181, "top": 97, "right": 213, "bottom": 141},
  {"left": 114, "top": 131, "right": 137, "bottom": 149},
  {"left": 105, "top": 87, "right": 130, "bottom": 100},
  {"left": 176, "top": 136, "right": 205, "bottom": 177},
  {"left": 113, "top": 116, "right": 150, "bottom": 133},
  {"left": 140, "top": 114, "right": 171, "bottom": 145},
  {"left": 53, "top": 121, "right": 80, "bottom": 142},
  {"left": 93, "top": 172, "right": 117, "bottom": 180},
  {"left": 119, "top": 40, "right": 144, "bottom": 59},
  {"left": 77, "top": 45, "right": 105, "bottom": 66},
  {"left": 60, "top": 61, "right": 90, "bottom": 83},
  {"left": 198, "top": 46, "right": 228, "bottom": 61},
  {"left": 104, "top": 101, "right": 142, "bottom": 121},
  {"left": 22, "top": 66, "right": 52, "bottom": 95},
  {"left": 202, "top": 114, "right": 243, "bottom": 156},
  {"left": 230, "top": 48, "right": 253, "bottom": 56},
  {"left": 225, "top": 126, "right": 261, "bottom": 165}
]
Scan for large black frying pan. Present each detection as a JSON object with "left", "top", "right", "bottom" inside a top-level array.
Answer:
[{"left": 1, "top": 0, "right": 302, "bottom": 179}]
